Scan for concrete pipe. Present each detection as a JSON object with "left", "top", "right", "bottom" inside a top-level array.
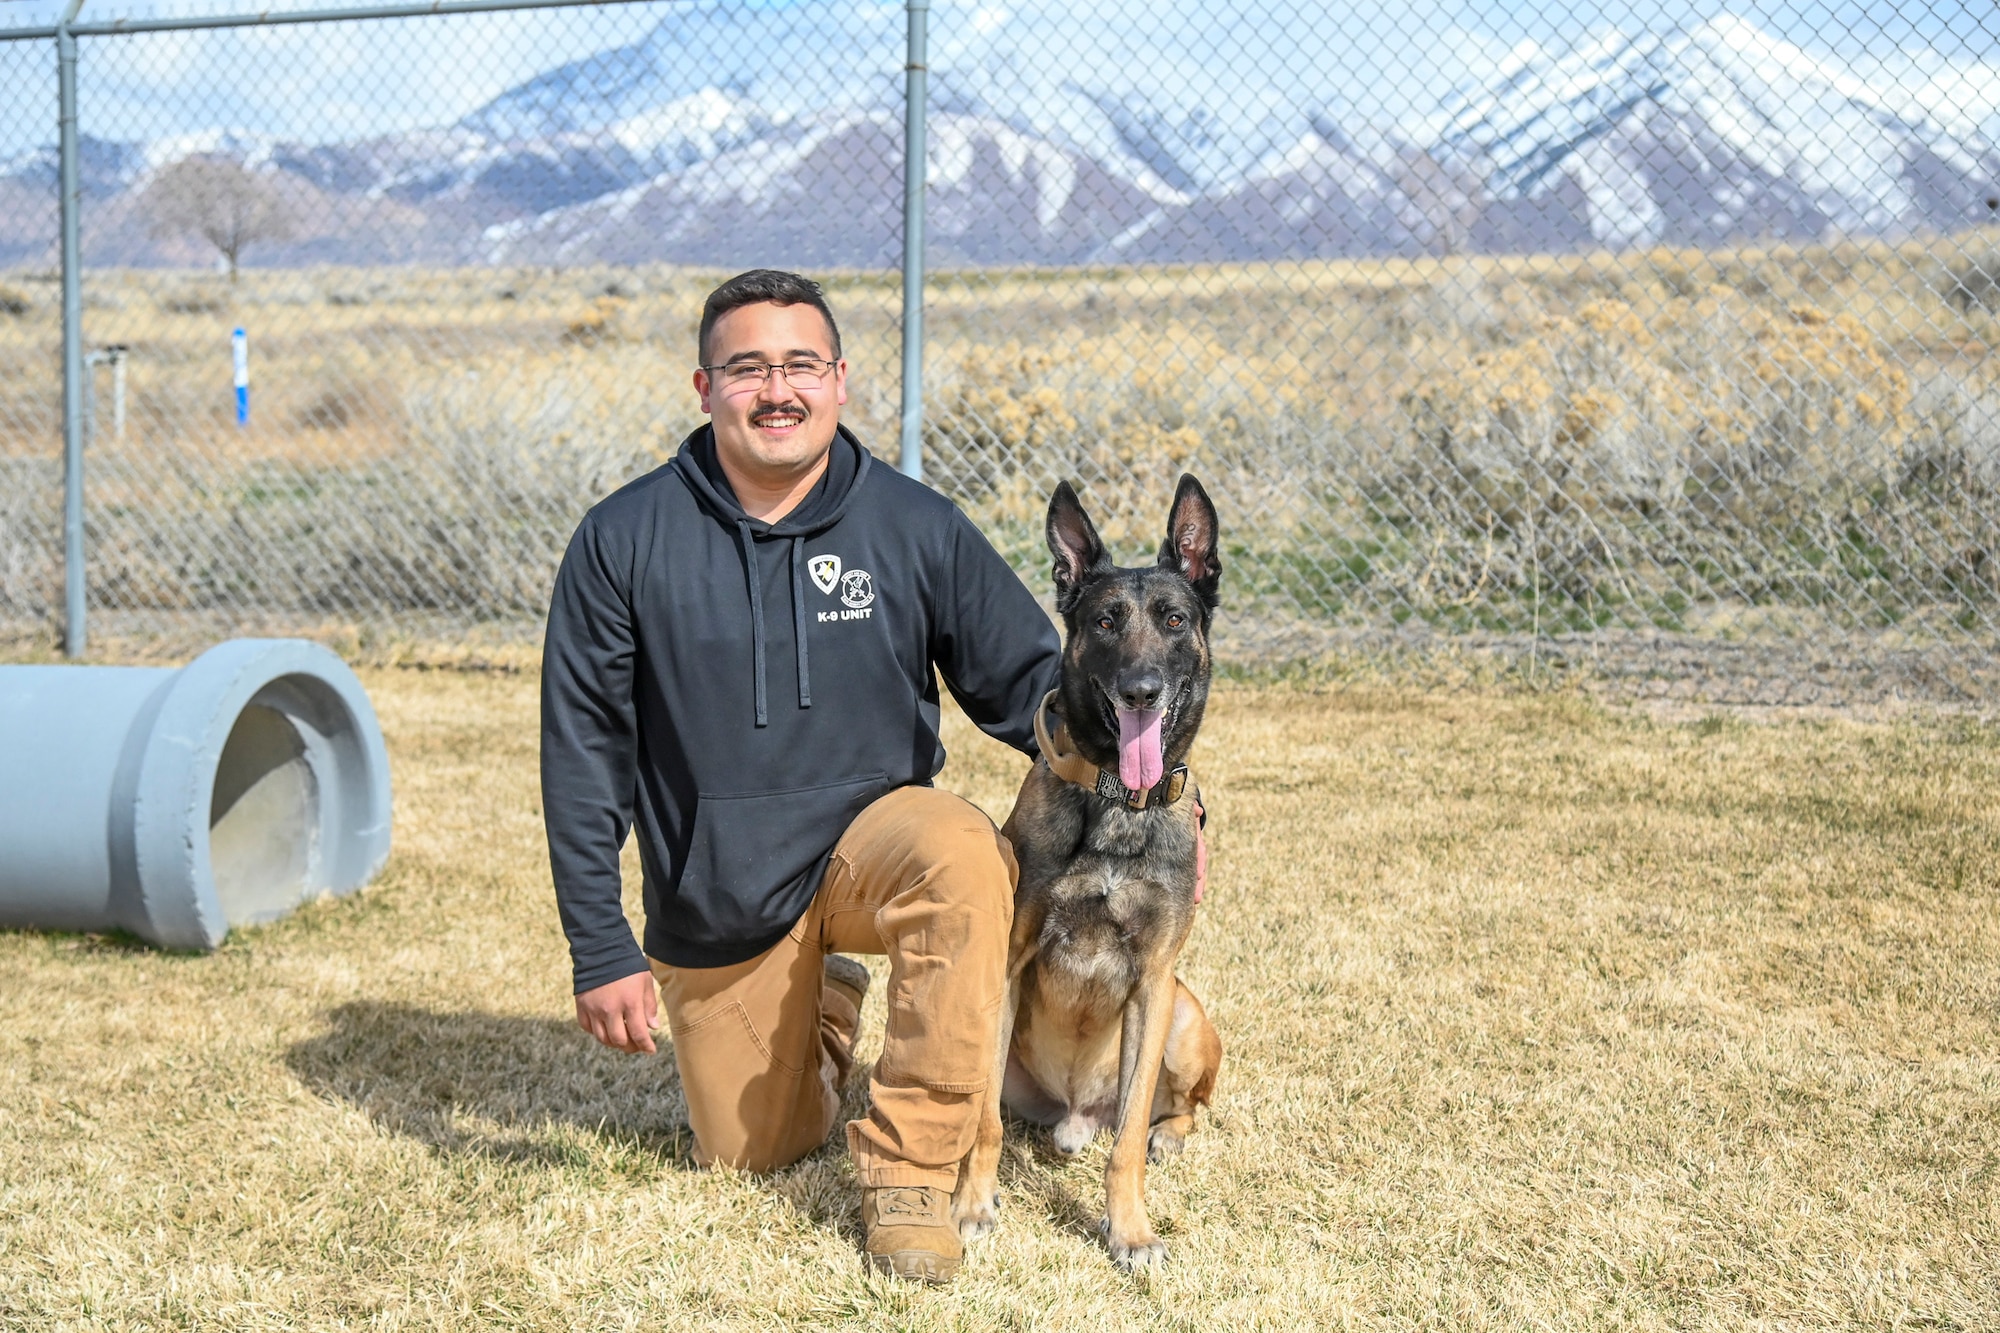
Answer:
[{"left": 0, "top": 639, "right": 391, "bottom": 950}]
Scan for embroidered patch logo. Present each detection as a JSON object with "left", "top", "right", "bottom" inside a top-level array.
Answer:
[
  {"left": 841, "top": 570, "right": 875, "bottom": 609},
  {"left": 807, "top": 554, "right": 842, "bottom": 595},
  {"left": 809, "top": 556, "right": 877, "bottom": 622}
]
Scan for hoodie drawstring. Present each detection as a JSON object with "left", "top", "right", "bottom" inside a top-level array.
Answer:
[
  {"left": 735, "top": 520, "right": 769, "bottom": 728},
  {"left": 790, "top": 537, "right": 812, "bottom": 710},
  {"left": 737, "top": 522, "right": 814, "bottom": 727}
]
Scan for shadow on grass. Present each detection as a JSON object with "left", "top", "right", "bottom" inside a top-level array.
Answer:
[
  {"left": 995, "top": 1130, "right": 1113, "bottom": 1242},
  {"left": 285, "top": 1000, "right": 697, "bottom": 1171},
  {"left": 286, "top": 1001, "right": 1103, "bottom": 1247},
  {"left": 3, "top": 925, "right": 160, "bottom": 955}
]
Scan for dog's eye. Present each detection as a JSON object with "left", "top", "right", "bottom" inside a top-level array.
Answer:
[
  {"left": 1096, "top": 616, "right": 1115, "bottom": 631},
  {"left": 1166, "top": 613, "right": 1186, "bottom": 629}
]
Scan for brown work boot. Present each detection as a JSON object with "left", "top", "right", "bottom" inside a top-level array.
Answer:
[
  {"left": 821, "top": 955, "right": 870, "bottom": 1088},
  {"left": 861, "top": 1185, "right": 963, "bottom": 1283},
  {"left": 823, "top": 953, "right": 870, "bottom": 1011}
]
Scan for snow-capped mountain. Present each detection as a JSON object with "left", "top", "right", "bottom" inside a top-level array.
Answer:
[
  {"left": 450, "top": 6, "right": 2000, "bottom": 261},
  {"left": 1433, "top": 16, "right": 2000, "bottom": 248},
  {"left": 477, "top": 109, "right": 1175, "bottom": 267},
  {"left": 1, "top": 10, "right": 1994, "bottom": 269}
]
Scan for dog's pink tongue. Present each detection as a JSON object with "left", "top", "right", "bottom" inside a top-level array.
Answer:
[{"left": 1117, "top": 708, "right": 1165, "bottom": 792}]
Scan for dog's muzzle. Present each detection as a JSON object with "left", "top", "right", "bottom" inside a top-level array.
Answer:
[{"left": 1033, "top": 689, "right": 1190, "bottom": 811}]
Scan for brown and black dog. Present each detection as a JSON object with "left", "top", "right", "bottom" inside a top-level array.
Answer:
[{"left": 953, "top": 474, "right": 1225, "bottom": 1269}]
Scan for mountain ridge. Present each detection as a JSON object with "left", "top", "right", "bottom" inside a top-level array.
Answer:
[{"left": 3, "top": 10, "right": 1995, "bottom": 269}]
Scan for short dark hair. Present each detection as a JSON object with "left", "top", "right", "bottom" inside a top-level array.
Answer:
[{"left": 698, "top": 269, "right": 842, "bottom": 364}]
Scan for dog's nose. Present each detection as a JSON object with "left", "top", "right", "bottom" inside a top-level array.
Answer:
[{"left": 1117, "top": 671, "right": 1164, "bottom": 710}]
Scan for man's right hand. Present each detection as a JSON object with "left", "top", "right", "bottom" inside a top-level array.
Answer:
[{"left": 575, "top": 972, "right": 659, "bottom": 1054}]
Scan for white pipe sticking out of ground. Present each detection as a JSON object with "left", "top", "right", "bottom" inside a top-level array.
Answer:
[{"left": 0, "top": 639, "right": 391, "bottom": 949}]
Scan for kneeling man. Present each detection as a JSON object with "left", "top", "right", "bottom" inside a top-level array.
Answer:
[{"left": 541, "top": 269, "right": 1059, "bottom": 1283}]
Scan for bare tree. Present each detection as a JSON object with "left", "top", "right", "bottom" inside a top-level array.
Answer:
[{"left": 143, "top": 155, "right": 296, "bottom": 282}]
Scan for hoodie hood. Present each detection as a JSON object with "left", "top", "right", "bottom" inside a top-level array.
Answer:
[
  {"left": 669, "top": 424, "right": 874, "bottom": 729},
  {"left": 671, "top": 423, "right": 872, "bottom": 536}
]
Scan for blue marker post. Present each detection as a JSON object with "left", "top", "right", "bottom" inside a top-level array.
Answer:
[{"left": 232, "top": 327, "right": 249, "bottom": 425}]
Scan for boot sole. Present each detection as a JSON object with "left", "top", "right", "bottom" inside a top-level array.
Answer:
[{"left": 868, "top": 1250, "right": 961, "bottom": 1284}]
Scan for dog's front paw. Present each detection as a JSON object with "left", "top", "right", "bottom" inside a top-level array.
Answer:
[
  {"left": 953, "top": 1189, "right": 1002, "bottom": 1242},
  {"left": 1099, "top": 1217, "right": 1169, "bottom": 1270}
]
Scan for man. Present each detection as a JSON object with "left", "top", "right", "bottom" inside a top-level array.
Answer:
[{"left": 541, "top": 269, "right": 1061, "bottom": 1284}]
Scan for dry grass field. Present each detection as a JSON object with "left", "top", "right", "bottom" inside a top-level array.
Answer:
[{"left": 3, "top": 670, "right": 1999, "bottom": 1329}]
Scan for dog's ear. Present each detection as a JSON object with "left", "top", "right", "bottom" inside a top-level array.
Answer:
[
  {"left": 1157, "top": 473, "right": 1221, "bottom": 609},
  {"left": 1046, "top": 480, "right": 1110, "bottom": 614}
]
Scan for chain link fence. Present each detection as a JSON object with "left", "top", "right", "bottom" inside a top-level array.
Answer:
[{"left": 2, "top": 0, "right": 1998, "bottom": 703}]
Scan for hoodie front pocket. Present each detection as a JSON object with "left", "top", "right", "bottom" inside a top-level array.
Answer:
[{"left": 673, "top": 772, "right": 891, "bottom": 953}]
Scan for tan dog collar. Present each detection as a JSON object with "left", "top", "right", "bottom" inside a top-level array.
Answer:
[{"left": 1033, "top": 688, "right": 1190, "bottom": 811}]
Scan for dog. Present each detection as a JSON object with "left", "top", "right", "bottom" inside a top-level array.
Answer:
[{"left": 952, "top": 473, "right": 1225, "bottom": 1269}]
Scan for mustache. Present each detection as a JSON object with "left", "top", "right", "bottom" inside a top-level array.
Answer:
[{"left": 749, "top": 404, "right": 808, "bottom": 423}]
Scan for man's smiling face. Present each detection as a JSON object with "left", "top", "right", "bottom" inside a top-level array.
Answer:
[{"left": 695, "top": 301, "right": 848, "bottom": 483}]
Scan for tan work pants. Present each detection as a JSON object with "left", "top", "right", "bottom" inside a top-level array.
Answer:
[{"left": 648, "top": 785, "right": 1016, "bottom": 1188}]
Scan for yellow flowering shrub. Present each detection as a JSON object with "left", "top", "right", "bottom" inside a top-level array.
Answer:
[
  {"left": 924, "top": 320, "right": 1299, "bottom": 548},
  {"left": 1401, "top": 291, "right": 1913, "bottom": 531}
]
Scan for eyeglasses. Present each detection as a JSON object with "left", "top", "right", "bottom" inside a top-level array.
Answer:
[{"left": 701, "top": 357, "right": 839, "bottom": 391}]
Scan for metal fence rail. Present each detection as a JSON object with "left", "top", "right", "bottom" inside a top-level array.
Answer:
[{"left": 1, "top": 0, "right": 1997, "bottom": 703}]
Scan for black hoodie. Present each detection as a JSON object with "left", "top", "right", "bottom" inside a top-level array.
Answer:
[{"left": 541, "top": 425, "right": 1060, "bottom": 989}]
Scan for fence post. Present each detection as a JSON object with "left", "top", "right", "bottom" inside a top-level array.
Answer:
[
  {"left": 897, "top": 0, "right": 928, "bottom": 483},
  {"left": 57, "top": 0, "right": 86, "bottom": 659}
]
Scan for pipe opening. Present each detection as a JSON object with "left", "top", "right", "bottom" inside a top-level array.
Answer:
[{"left": 208, "top": 702, "right": 320, "bottom": 926}]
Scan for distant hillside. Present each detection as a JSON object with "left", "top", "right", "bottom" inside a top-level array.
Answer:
[{"left": 2, "top": 9, "right": 1995, "bottom": 268}]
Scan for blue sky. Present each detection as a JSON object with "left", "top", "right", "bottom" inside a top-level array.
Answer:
[{"left": 1, "top": 0, "right": 1994, "bottom": 158}]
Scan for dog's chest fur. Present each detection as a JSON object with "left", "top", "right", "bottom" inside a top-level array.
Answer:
[{"left": 1007, "top": 772, "right": 1199, "bottom": 1108}]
